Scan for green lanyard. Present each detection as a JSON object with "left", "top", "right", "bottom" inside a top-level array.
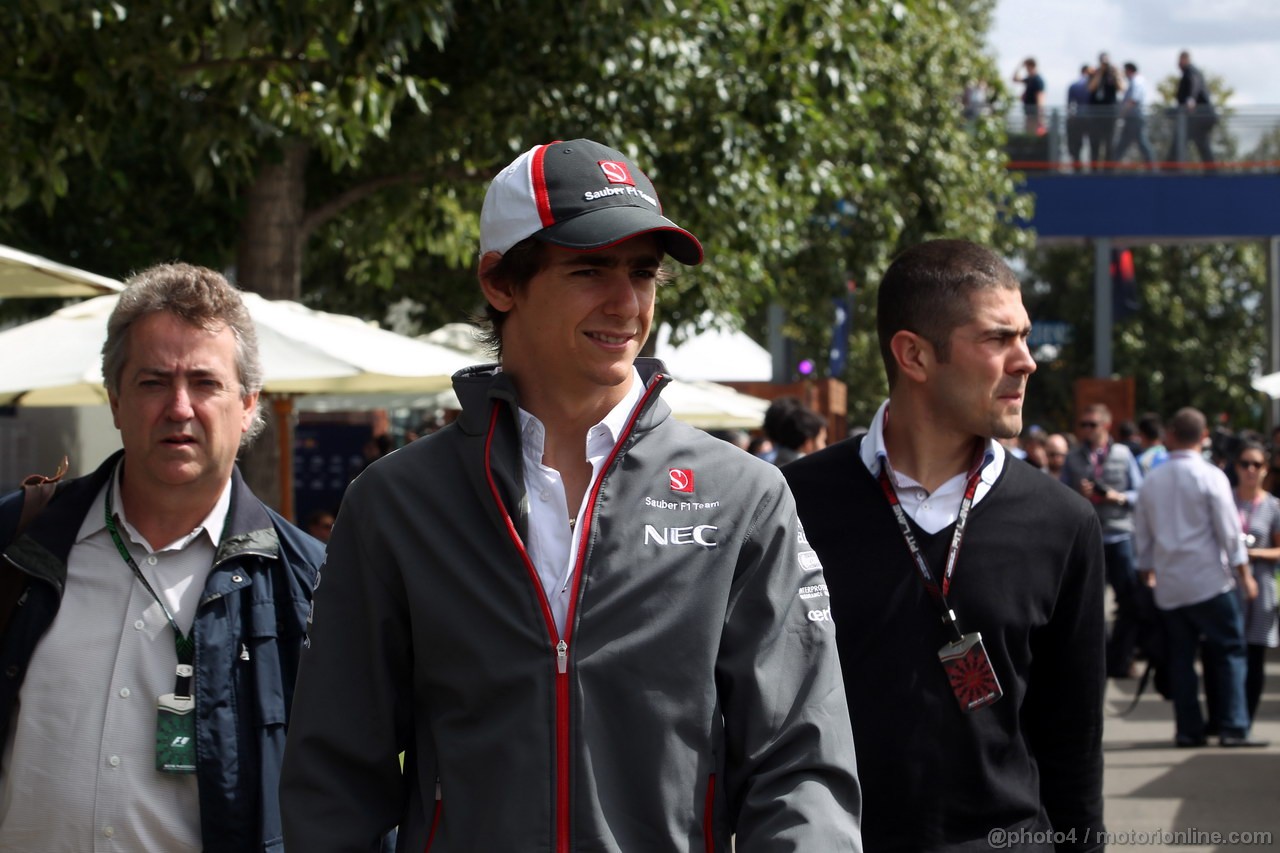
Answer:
[{"left": 103, "top": 485, "right": 196, "bottom": 667}]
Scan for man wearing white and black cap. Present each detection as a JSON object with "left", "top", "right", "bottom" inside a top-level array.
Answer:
[{"left": 281, "top": 140, "right": 863, "bottom": 851}]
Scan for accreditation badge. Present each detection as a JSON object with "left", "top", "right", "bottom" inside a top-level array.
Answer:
[
  {"left": 938, "top": 632, "right": 1003, "bottom": 712},
  {"left": 155, "top": 663, "right": 197, "bottom": 774}
]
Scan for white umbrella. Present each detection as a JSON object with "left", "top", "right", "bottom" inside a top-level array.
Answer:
[
  {"left": 1251, "top": 373, "right": 1280, "bottom": 399},
  {"left": 652, "top": 315, "right": 772, "bottom": 383},
  {"left": 0, "top": 293, "right": 474, "bottom": 406},
  {"left": 0, "top": 245, "right": 124, "bottom": 298}
]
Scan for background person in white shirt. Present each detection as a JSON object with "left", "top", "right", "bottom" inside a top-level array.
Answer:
[
  {"left": 1113, "top": 62, "right": 1155, "bottom": 165},
  {"left": 1134, "top": 406, "right": 1265, "bottom": 748}
]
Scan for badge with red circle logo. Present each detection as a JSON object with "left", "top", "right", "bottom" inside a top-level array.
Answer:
[{"left": 669, "top": 468, "right": 694, "bottom": 493}]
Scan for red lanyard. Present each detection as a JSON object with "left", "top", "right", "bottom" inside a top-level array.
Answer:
[
  {"left": 876, "top": 449, "right": 988, "bottom": 640},
  {"left": 1238, "top": 494, "right": 1263, "bottom": 533}
]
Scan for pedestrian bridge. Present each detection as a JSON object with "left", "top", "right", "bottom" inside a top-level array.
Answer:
[
  {"left": 1001, "top": 106, "right": 1280, "bottom": 397},
  {"left": 1006, "top": 105, "right": 1280, "bottom": 242}
]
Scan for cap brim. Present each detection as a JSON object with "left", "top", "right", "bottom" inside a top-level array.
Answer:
[{"left": 537, "top": 206, "right": 703, "bottom": 266}]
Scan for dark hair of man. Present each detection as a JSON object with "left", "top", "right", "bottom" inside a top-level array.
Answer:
[
  {"left": 876, "top": 239, "right": 1020, "bottom": 387},
  {"left": 1168, "top": 407, "right": 1207, "bottom": 446},
  {"left": 1137, "top": 412, "right": 1163, "bottom": 442},
  {"left": 102, "top": 262, "right": 266, "bottom": 442},
  {"left": 475, "top": 234, "right": 676, "bottom": 360},
  {"left": 475, "top": 236, "right": 552, "bottom": 359},
  {"left": 1123, "top": 62, "right": 1137, "bottom": 74}
]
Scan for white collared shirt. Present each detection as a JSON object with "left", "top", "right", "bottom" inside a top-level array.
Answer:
[
  {"left": 519, "top": 369, "right": 645, "bottom": 636},
  {"left": 1133, "top": 448, "right": 1247, "bottom": 610},
  {"left": 858, "top": 399, "right": 1005, "bottom": 534},
  {"left": 0, "top": 463, "right": 231, "bottom": 852}
]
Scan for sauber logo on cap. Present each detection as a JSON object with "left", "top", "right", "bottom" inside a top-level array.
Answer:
[
  {"left": 669, "top": 468, "right": 694, "bottom": 493},
  {"left": 599, "top": 160, "right": 635, "bottom": 186}
]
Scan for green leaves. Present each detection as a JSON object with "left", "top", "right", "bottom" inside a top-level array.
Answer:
[{"left": 3, "top": 0, "right": 1021, "bottom": 416}]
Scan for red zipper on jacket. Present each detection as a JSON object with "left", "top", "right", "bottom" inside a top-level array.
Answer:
[{"left": 482, "top": 380, "right": 660, "bottom": 853}]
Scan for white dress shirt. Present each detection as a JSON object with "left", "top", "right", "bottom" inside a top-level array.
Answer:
[
  {"left": 0, "top": 463, "right": 230, "bottom": 852},
  {"left": 518, "top": 369, "right": 645, "bottom": 636},
  {"left": 1133, "top": 449, "right": 1248, "bottom": 610},
  {"left": 859, "top": 399, "right": 1004, "bottom": 534}
]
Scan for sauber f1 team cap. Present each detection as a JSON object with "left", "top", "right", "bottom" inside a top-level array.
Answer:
[{"left": 479, "top": 139, "right": 703, "bottom": 266}]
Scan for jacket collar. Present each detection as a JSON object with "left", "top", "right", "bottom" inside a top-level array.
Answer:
[
  {"left": 451, "top": 357, "right": 674, "bottom": 438},
  {"left": 19, "top": 450, "right": 275, "bottom": 567}
]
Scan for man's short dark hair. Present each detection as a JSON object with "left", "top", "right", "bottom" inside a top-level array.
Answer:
[
  {"left": 763, "top": 396, "right": 825, "bottom": 451},
  {"left": 475, "top": 237, "right": 553, "bottom": 359},
  {"left": 876, "top": 239, "right": 1020, "bottom": 386},
  {"left": 1168, "top": 407, "right": 1207, "bottom": 445},
  {"left": 1137, "top": 412, "right": 1163, "bottom": 442}
]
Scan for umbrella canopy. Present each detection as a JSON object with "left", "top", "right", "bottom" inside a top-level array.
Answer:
[
  {"left": 1251, "top": 373, "right": 1280, "bottom": 399},
  {"left": 0, "top": 293, "right": 474, "bottom": 406},
  {"left": 0, "top": 244, "right": 124, "bottom": 298},
  {"left": 652, "top": 315, "right": 772, "bottom": 382}
]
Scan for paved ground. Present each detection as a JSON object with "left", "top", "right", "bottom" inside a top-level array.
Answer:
[{"left": 1101, "top": 648, "right": 1279, "bottom": 852}]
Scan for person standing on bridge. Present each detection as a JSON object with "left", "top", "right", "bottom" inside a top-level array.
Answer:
[
  {"left": 1170, "top": 50, "right": 1217, "bottom": 166},
  {"left": 280, "top": 138, "right": 862, "bottom": 851}
]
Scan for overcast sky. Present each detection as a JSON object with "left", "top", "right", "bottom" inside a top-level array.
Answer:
[{"left": 985, "top": 0, "right": 1280, "bottom": 106}]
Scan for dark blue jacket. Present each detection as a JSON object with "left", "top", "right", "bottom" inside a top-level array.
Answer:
[{"left": 0, "top": 452, "right": 324, "bottom": 853}]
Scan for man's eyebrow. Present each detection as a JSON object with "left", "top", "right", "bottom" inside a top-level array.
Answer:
[{"left": 134, "top": 366, "right": 222, "bottom": 378}]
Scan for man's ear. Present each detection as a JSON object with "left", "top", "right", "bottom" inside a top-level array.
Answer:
[
  {"left": 477, "top": 251, "right": 515, "bottom": 312},
  {"left": 889, "top": 330, "right": 935, "bottom": 384}
]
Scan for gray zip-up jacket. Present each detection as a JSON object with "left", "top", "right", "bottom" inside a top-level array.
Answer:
[{"left": 281, "top": 360, "right": 862, "bottom": 852}]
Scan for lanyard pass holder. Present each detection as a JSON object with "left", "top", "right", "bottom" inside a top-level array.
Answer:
[{"left": 156, "top": 663, "right": 197, "bottom": 774}]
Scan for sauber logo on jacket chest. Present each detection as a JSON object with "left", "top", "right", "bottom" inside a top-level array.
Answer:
[
  {"left": 668, "top": 468, "right": 694, "bottom": 493},
  {"left": 644, "top": 524, "right": 719, "bottom": 547}
]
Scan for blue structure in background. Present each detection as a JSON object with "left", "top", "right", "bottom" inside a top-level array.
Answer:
[
  {"left": 1016, "top": 169, "right": 1280, "bottom": 425},
  {"left": 1022, "top": 174, "right": 1280, "bottom": 242}
]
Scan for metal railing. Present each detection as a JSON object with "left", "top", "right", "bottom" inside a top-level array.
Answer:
[{"left": 1001, "top": 104, "right": 1280, "bottom": 173}]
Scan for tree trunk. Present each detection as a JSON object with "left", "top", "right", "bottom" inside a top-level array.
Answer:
[
  {"left": 237, "top": 141, "right": 308, "bottom": 300},
  {"left": 234, "top": 141, "right": 309, "bottom": 513}
]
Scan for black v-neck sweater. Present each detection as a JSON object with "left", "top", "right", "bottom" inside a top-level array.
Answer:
[{"left": 785, "top": 437, "right": 1106, "bottom": 852}]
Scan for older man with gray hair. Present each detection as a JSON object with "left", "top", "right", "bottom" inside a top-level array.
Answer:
[{"left": 0, "top": 263, "right": 325, "bottom": 851}]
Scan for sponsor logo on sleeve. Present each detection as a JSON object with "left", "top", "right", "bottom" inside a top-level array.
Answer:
[
  {"left": 798, "top": 583, "right": 829, "bottom": 601},
  {"left": 798, "top": 550, "right": 823, "bottom": 573},
  {"left": 669, "top": 468, "right": 695, "bottom": 493},
  {"left": 806, "top": 607, "right": 832, "bottom": 623}
]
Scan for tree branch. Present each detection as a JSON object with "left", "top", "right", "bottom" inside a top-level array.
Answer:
[{"left": 301, "top": 171, "right": 427, "bottom": 240}]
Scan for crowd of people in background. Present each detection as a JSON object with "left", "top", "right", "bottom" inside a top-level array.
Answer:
[
  {"left": 987, "top": 48, "right": 1220, "bottom": 169},
  {"left": 1003, "top": 405, "right": 1276, "bottom": 746}
]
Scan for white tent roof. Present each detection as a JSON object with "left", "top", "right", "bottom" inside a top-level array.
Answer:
[
  {"left": 0, "top": 293, "right": 474, "bottom": 406},
  {"left": 652, "top": 317, "right": 772, "bottom": 382},
  {"left": 0, "top": 244, "right": 124, "bottom": 298}
]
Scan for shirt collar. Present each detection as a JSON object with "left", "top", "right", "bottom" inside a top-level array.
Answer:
[
  {"left": 859, "top": 398, "right": 1005, "bottom": 488},
  {"left": 518, "top": 367, "right": 646, "bottom": 463},
  {"left": 76, "top": 458, "right": 232, "bottom": 551}
]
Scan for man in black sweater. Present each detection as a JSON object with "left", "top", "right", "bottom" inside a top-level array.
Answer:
[{"left": 785, "top": 239, "right": 1106, "bottom": 852}]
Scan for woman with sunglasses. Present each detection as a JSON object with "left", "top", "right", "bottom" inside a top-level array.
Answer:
[{"left": 1233, "top": 441, "right": 1280, "bottom": 722}]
